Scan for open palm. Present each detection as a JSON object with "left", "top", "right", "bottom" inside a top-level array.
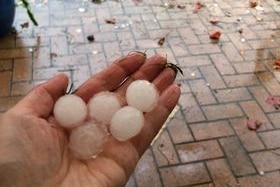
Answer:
[{"left": 0, "top": 53, "right": 180, "bottom": 187}]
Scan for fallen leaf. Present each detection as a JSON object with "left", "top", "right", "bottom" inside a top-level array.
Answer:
[
  {"left": 177, "top": 5, "right": 186, "bottom": 9},
  {"left": 87, "top": 35, "right": 95, "bottom": 42},
  {"left": 209, "top": 18, "right": 219, "bottom": 25},
  {"left": 20, "top": 22, "right": 29, "bottom": 28},
  {"left": 193, "top": 2, "right": 203, "bottom": 13},
  {"left": 105, "top": 18, "right": 116, "bottom": 24},
  {"left": 158, "top": 37, "right": 165, "bottom": 46},
  {"left": 274, "top": 60, "right": 280, "bottom": 66},
  {"left": 265, "top": 95, "right": 280, "bottom": 109},
  {"left": 238, "top": 28, "right": 243, "bottom": 34},
  {"left": 247, "top": 118, "right": 262, "bottom": 130},
  {"left": 50, "top": 52, "right": 58, "bottom": 58},
  {"left": 209, "top": 30, "right": 222, "bottom": 40},
  {"left": 249, "top": 1, "right": 258, "bottom": 8}
]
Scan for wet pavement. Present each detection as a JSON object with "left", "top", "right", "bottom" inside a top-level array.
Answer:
[{"left": 1, "top": 0, "right": 280, "bottom": 186}]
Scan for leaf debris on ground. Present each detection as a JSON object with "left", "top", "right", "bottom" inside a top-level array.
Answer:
[
  {"left": 209, "top": 30, "right": 222, "bottom": 40},
  {"left": 87, "top": 35, "right": 95, "bottom": 42},
  {"left": 105, "top": 18, "right": 116, "bottom": 24},
  {"left": 247, "top": 118, "right": 262, "bottom": 130},
  {"left": 193, "top": 2, "right": 204, "bottom": 13}
]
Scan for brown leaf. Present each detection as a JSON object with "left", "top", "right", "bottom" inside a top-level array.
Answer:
[
  {"left": 105, "top": 18, "right": 116, "bottom": 24},
  {"left": 209, "top": 18, "right": 219, "bottom": 25},
  {"left": 247, "top": 118, "right": 262, "bottom": 130},
  {"left": 209, "top": 30, "right": 222, "bottom": 40},
  {"left": 20, "top": 22, "right": 29, "bottom": 29},
  {"left": 87, "top": 35, "right": 95, "bottom": 42},
  {"left": 177, "top": 5, "right": 186, "bottom": 9},
  {"left": 249, "top": 1, "right": 258, "bottom": 8},
  {"left": 158, "top": 37, "right": 165, "bottom": 46}
]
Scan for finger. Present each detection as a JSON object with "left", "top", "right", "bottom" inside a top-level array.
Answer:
[
  {"left": 10, "top": 74, "right": 69, "bottom": 118},
  {"left": 115, "top": 55, "right": 167, "bottom": 97},
  {"left": 152, "top": 67, "right": 176, "bottom": 94},
  {"left": 131, "top": 84, "right": 181, "bottom": 155},
  {"left": 74, "top": 53, "right": 146, "bottom": 102}
]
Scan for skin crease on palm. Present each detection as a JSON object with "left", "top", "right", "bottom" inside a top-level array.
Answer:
[{"left": 0, "top": 53, "right": 181, "bottom": 187}]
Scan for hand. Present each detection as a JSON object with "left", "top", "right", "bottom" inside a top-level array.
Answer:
[{"left": 0, "top": 53, "right": 180, "bottom": 187}]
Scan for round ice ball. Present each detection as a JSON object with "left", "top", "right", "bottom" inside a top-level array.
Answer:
[
  {"left": 126, "top": 80, "right": 159, "bottom": 112},
  {"left": 88, "top": 91, "right": 121, "bottom": 125},
  {"left": 53, "top": 94, "right": 87, "bottom": 128},
  {"left": 110, "top": 106, "right": 144, "bottom": 141},
  {"left": 69, "top": 122, "right": 108, "bottom": 160}
]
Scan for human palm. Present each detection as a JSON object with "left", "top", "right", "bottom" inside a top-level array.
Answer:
[{"left": 0, "top": 53, "right": 180, "bottom": 187}]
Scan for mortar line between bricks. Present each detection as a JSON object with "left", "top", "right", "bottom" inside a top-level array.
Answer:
[
  {"left": 157, "top": 156, "right": 225, "bottom": 169},
  {"left": 149, "top": 147, "right": 165, "bottom": 187},
  {"left": 202, "top": 161, "right": 215, "bottom": 186}
]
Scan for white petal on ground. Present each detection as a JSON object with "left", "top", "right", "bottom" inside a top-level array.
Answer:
[
  {"left": 110, "top": 106, "right": 144, "bottom": 141},
  {"left": 126, "top": 80, "right": 159, "bottom": 112},
  {"left": 53, "top": 94, "right": 87, "bottom": 128},
  {"left": 88, "top": 91, "right": 121, "bottom": 124},
  {"left": 69, "top": 122, "right": 108, "bottom": 160}
]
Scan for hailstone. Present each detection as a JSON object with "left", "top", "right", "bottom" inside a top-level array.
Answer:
[
  {"left": 88, "top": 91, "right": 121, "bottom": 124},
  {"left": 110, "top": 106, "right": 144, "bottom": 141},
  {"left": 69, "top": 122, "right": 108, "bottom": 160},
  {"left": 126, "top": 80, "right": 159, "bottom": 112},
  {"left": 53, "top": 94, "right": 87, "bottom": 128}
]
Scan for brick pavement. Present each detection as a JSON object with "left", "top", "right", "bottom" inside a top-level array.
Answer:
[{"left": 1, "top": 0, "right": 280, "bottom": 186}]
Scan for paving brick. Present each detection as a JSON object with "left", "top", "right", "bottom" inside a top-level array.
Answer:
[
  {"left": 210, "top": 54, "right": 235, "bottom": 75},
  {"left": 259, "top": 130, "right": 280, "bottom": 149},
  {"left": 215, "top": 87, "right": 251, "bottom": 103},
  {"left": 233, "top": 61, "right": 267, "bottom": 73},
  {"left": 202, "top": 103, "right": 243, "bottom": 121},
  {"left": 240, "top": 100, "right": 274, "bottom": 130},
  {"left": 0, "top": 48, "right": 32, "bottom": 60},
  {"left": 257, "top": 72, "right": 280, "bottom": 96},
  {"left": 13, "top": 59, "right": 32, "bottom": 82},
  {"left": 267, "top": 113, "right": 280, "bottom": 129},
  {"left": 189, "top": 44, "right": 221, "bottom": 55},
  {"left": 89, "top": 53, "right": 108, "bottom": 75},
  {"left": 152, "top": 131, "right": 179, "bottom": 167},
  {"left": 200, "top": 65, "right": 227, "bottom": 89},
  {"left": 178, "top": 28, "right": 200, "bottom": 45},
  {"left": 117, "top": 31, "right": 136, "bottom": 51},
  {"left": 33, "top": 47, "right": 51, "bottom": 68},
  {"left": 221, "top": 42, "right": 244, "bottom": 63},
  {"left": 178, "top": 55, "right": 211, "bottom": 68},
  {"left": 72, "top": 65, "right": 91, "bottom": 89},
  {"left": 52, "top": 54, "right": 88, "bottom": 67},
  {"left": 250, "top": 149, "right": 280, "bottom": 172},
  {"left": 238, "top": 171, "right": 280, "bottom": 187},
  {"left": 219, "top": 136, "right": 256, "bottom": 176},
  {"left": 230, "top": 118, "right": 265, "bottom": 152},
  {"left": 0, "top": 97, "right": 22, "bottom": 112},
  {"left": 160, "top": 163, "right": 211, "bottom": 187},
  {"left": 227, "top": 33, "right": 252, "bottom": 51},
  {"left": 0, "top": 60, "right": 13, "bottom": 71},
  {"left": 125, "top": 175, "right": 137, "bottom": 187},
  {"left": 179, "top": 93, "right": 206, "bottom": 123},
  {"left": 189, "top": 79, "right": 217, "bottom": 105},
  {"left": 11, "top": 82, "right": 34, "bottom": 96},
  {"left": 51, "top": 36, "right": 68, "bottom": 55},
  {"left": 206, "top": 159, "right": 238, "bottom": 187},
  {"left": 167, "top": 110, "right": 194, "bottom": 144},
  {"left": 134, "top": 149, "right": 162, "bottom": 187},
  {"left": 190, "top": 120, "right": 235, "bottom": 140},
  {"left": 248, "top": 39, "right": 279, "bottom": 50},
  {"left": 176, "top": 140, "right": 224, "bottom": 163},
  {"left": 0, "top": 71, "right": 12, "bottom": 97},
  {"left": 224, "top": 74, "right": 260, "bottom": 87},
  {"left": 249, "top": 86, "right": 276, "bottom": 113},
  {"left": 168, "top": 37, "right": 190, "bottom": 57}
]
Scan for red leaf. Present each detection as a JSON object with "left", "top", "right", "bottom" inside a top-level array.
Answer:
[
  {"left": 209, "top": 30, "right": 222, "bottom": 40},
  {"left": 265, "top": 95, "right": 280, "bottom": 109},
  {"left": 193, "top": 2, "right": 203, "bottom": 13},
  {"left": 247, "top": 118, "right": 262, "bottom": 131},
  {"left": 274, "top": 60, "right": 280, "bottom": 66}
]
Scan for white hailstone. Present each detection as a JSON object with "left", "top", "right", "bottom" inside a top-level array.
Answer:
[
  {"left": 69, "top": 122, "right": 108, "bottom": 160},
  {"left": 110, "top": 106, "right": 144, "bottom": 141},
  {"left": 53, "top": 94, "right": 87, "bottom": 128},
  {"left": 88, "top": 91, "right": 122, "bottom": 125},
  {"left": 126, "top": 80, "right": 159, "bottom": 112}
]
